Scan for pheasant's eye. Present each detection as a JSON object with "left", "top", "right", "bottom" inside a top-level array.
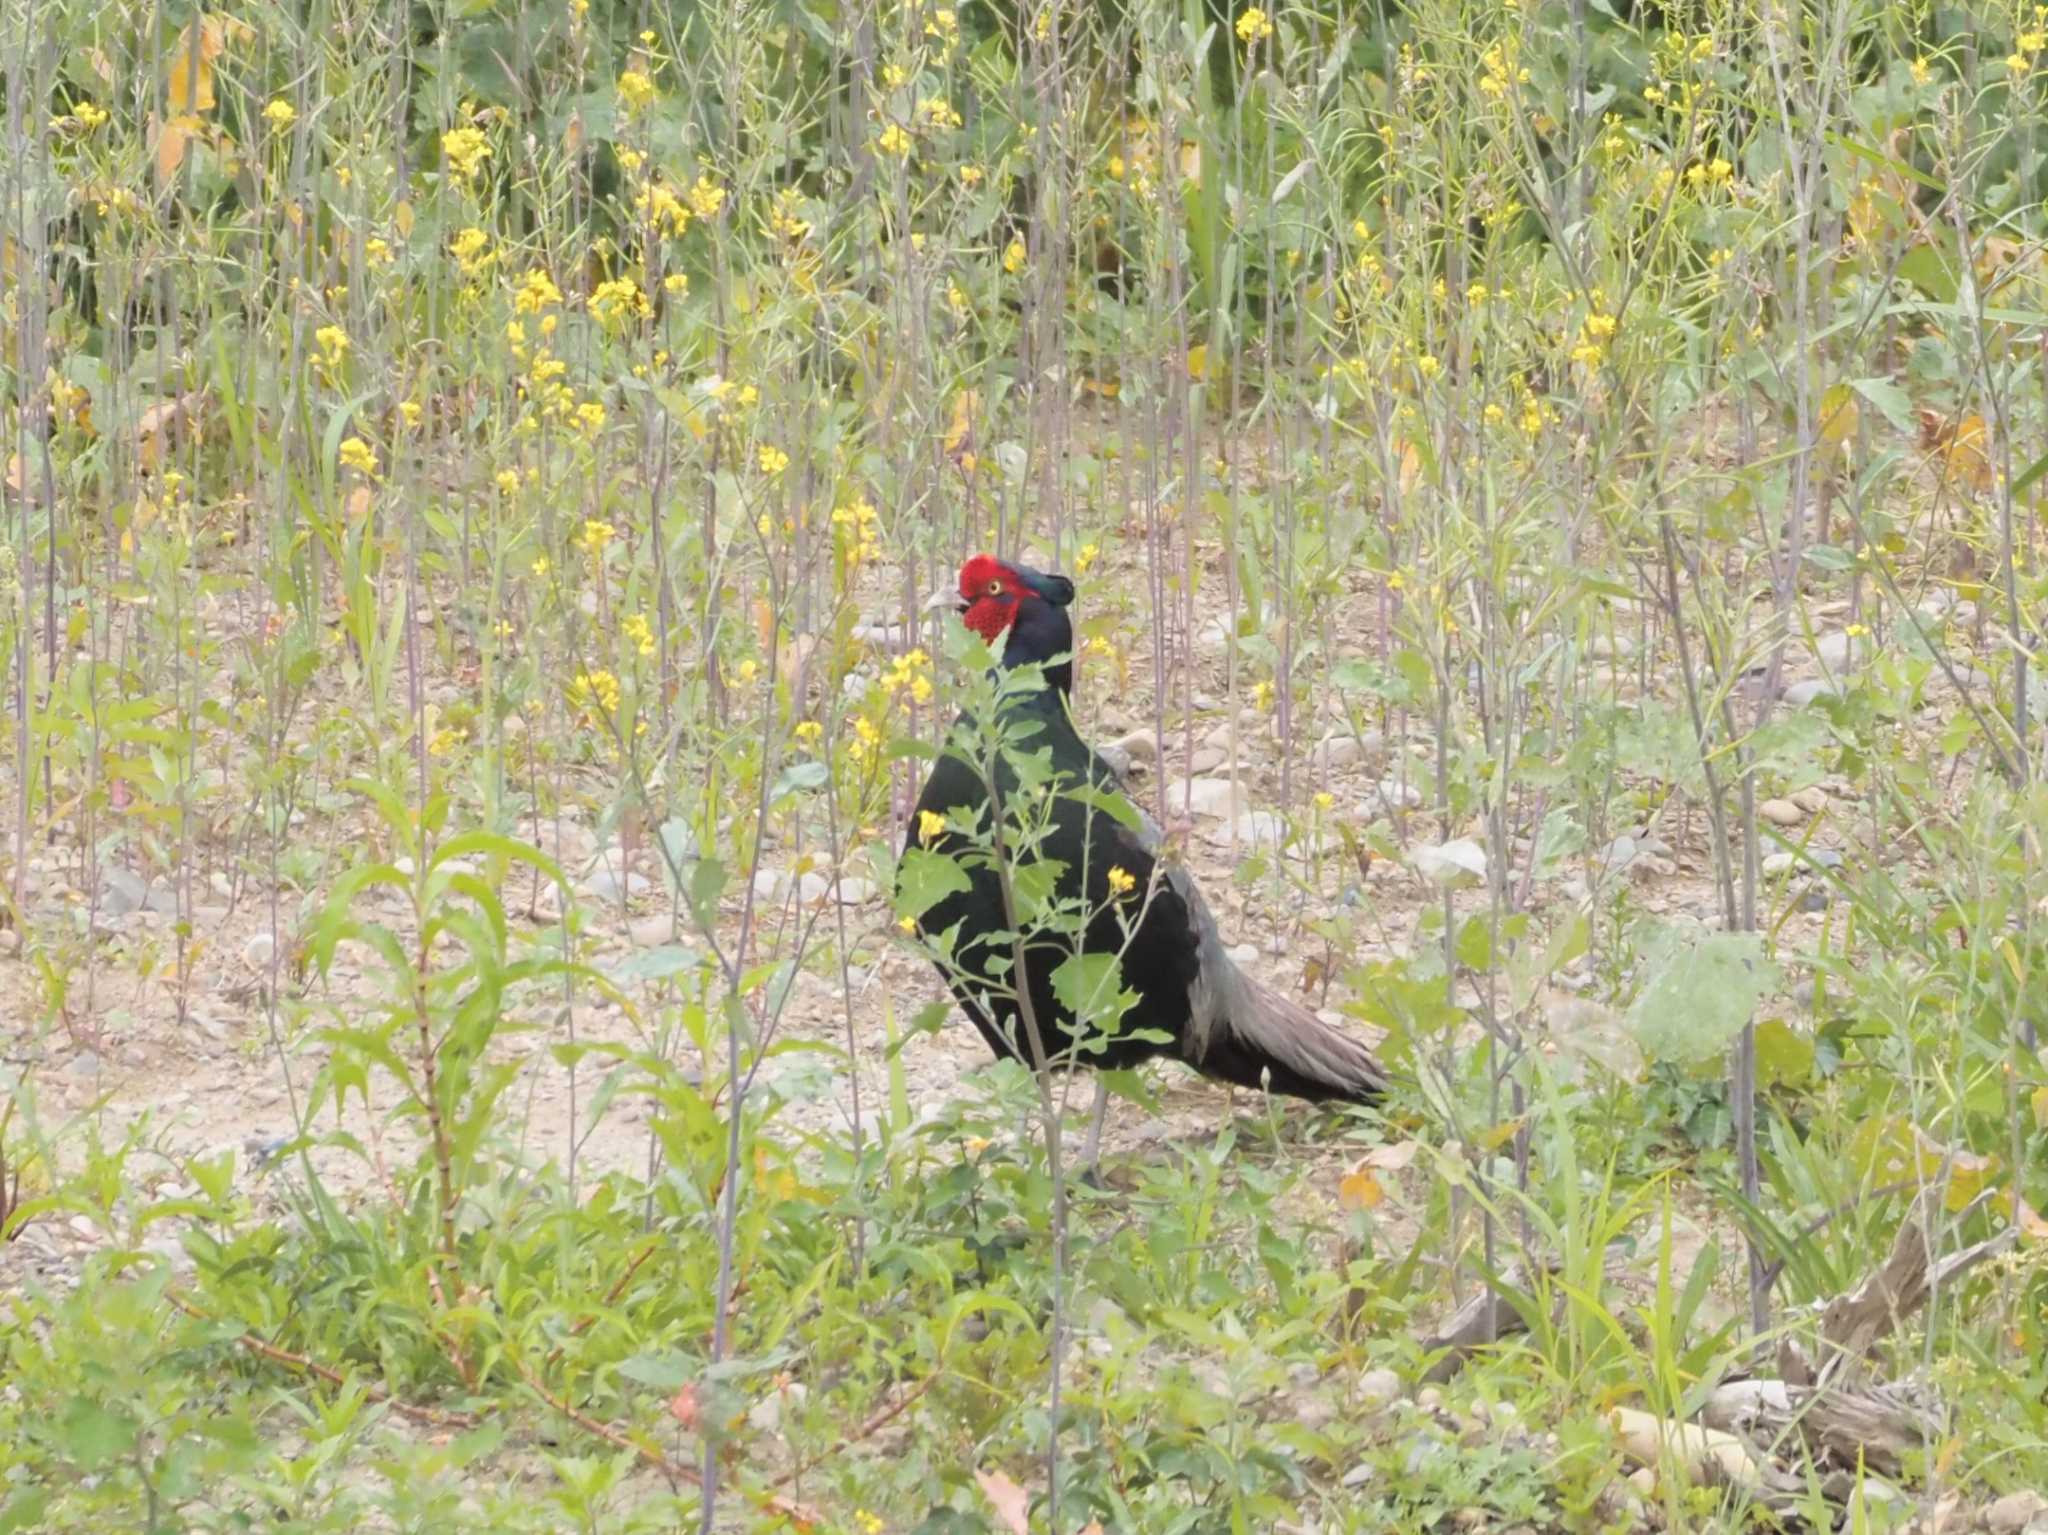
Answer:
[{"left": 986, "top": 579, "right": 1005, "bottom": 596}]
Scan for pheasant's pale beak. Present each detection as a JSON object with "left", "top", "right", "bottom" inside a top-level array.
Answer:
[{"left": 922, "top": 587, "right": 960, "bottom": 615}]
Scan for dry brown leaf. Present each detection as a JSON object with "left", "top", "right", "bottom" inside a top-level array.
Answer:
[{"left": 974, "top": 1468, "right": 1030, "bottom": 1535}]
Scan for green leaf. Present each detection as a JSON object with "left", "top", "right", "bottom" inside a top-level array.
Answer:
[
  {"left": 1755, "top": 1018, "right": 1815, "bottom": 1088},
  {"left": 1848, "top": 376, "right": 1914, "bottom": 435},
  {"left": 1625, "top": 928, "right": 1777, "bottom": 1064},
  {"left": 1064, "top": 782, "right": 1141, "bottom": 831},
  {"left": 57, "top": 1397, "right": 137, "bottom": 1468},
  {"left": 1051, "top": 951, "right": 1125, "bottom": 1022},
  {"left": 895, "top": 847, "right": 972, "bottom": 919}
]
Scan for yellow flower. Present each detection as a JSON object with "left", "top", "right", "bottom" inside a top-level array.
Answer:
[
  {"left": 877, "top": 122, "right": 912, "bottom": 158},
  {"left": 624, "top": 613, "right": 656, "bottom": 658},
  {"left": 450, "top": 225, "right": 491, "bottom": 274},
  {"left": 918, "top": 809, "right": 947, "bottom": 844},
  {"left": 925, "top": 7, "right": 957, "bottom": 40},
  {"left": 315, "top": 325, "right": 350, "bottom": 368},
  {"left": 576, "top": 400, "right": 607, "bottom": 437},
  {"left": 663, "top": 272, "right": 688, "bottom": 295},
  {"left": 1074, "top": 542, "right": 1100, "bottom": 575},
  {"left": 1003, "top": 237, "right": 1027, "bottom": 274},
  {"left": 262, "top": 98, "right": 296, "bottom": 129},
  {"left": 365, "top": 236, "right": 392, "bottom": 264},
  {"left": 794, "top": 719, "right": 823, "bottom": 746},
  {"left": 1106, "top": 865, "right": 1137, "bottom": 898},
  {"left": 399, "top": 400, "right": 423, "bottom": 429},
  {"left": 338, "top": 437, "right": 378, "bottom": 475},
  {"left": 897, "top": 915, "right": 917, "bottom": 935},
  {"left": 590, "top": 277, "right": 650, "bottom": 329},
  {"left": 917, "top": 96, "right": 962, "bottom": 130},
  {"left": 1235, "top": 6, "right": 1273, "bottom": 43},
  {"left": 578, "top": 518, "right": 616, "bottom": 557},
  {"left": 516, "top": 268, "right": 563, "bottom": 313},
  {"left": 531, "top": 555, "right": 551, "bottom": 577},
  {"left": 2008, "top": 51, "right": 2031, "bottom": 78},
  {"left": 1314, "top": 791, "right": 1335, "bottom": 812},
  {"left": 1416, "top": 353, "right": 1441, "bottom": 380},
  {"left": 1386, "top": 570, "right": 1405, "bottom": 591},
  {"left": 570, "top": 668, "right": 621, "bottom": 719},
  {"left": 1910, "top": 56, "right": 1932, "bottom": 86},
  {"left": 618, "top": 70, "right": 656, "bottom": 110},
  {"left": 759, "top": 444, "right": 790, "bottom": 476},
  {"left": 495, "top": 469, "right": 520, "bottom": 495},
  {"left": 960, "top": 165, "right": 984, "bottom": 186},
  {"left": 689, "top": 174, "right": 727, "bottom": 219},
  {"left": 441, "top": 125, "right": 491, "bottom": 179}
]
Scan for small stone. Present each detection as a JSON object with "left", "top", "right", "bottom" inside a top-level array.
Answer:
[
  {"left": 1188, "top": 746, "right": 1227, "bottom": 775},
  {"left": 629, "top": 915, "right": 681, "bottom": 948},
  {"left": 1784, "top": 678, "right": 1842, "bottom": 708},
  {"left": 1416, "top": 1386, "right": 1443, "bottom": 1412},
  {"left": 1762, "top": 852, "right": 1796, "bottom": 877},
  {"left": 67, "top": 1051, "right": 102, "bottom": 1078},
  {"left": 1357, "top": 1367, "right": 1404, "bottom": 1407},
  {"left": 1814, "top": 630, "right": 1866, "bottom": 670},
  {"left": 1759, "top": 798, "right": 1804, "bottom": 827},
  {"left": 1796, "top": 885, "right": 1829, "bottom": 914},
  {"left": 834, "top": 877, "right": 879, "bottom": 905},
  {"left": 1370, "top": 777, "right": 1423, "bottom": 811},
  {"left": 101, "top": 867, "right": 148, "bottom": 917},
  {"left": 1226, "top": 943, "right": 1259, "bottom": 966},
  {"left": 243, "top": 932, "right": 277, "bottom": 970},
  {"left": 67, "top": 1215, "right": 100, "bottom": 1243},
  {"left": 1626, "top": 1467, "right": 1657, "bottom": 1498},
  {"left": 1106, "top": 728, "right": 1160, "bottom": 762},
  {"left": 1223, "top": 811, "right": 1286, "bottom": 845},
  {"left": 1340, "top": 1463, "right": 1376, "bottom": 1490},
  {"left": 1313, "top": 734, "right": 1364, "bottom": 770},
  {"left": 1986, "top": 1491, "right": 2048, "bottom": 1535},
  {"left": 584, "top": 866, "right": 653, "bottom": 903},
  {"left": 1095, "top": 745, "right": 1134, "bottom": 781},
  {"left": 394, "top": 855, "right": 417, "bottom": 877},
  {"left": 1177, "top": 777, "right": 1245, "bottom": 820},
  {"left": 752, "top": 870, "right": 785, "bottom": 901},
  {"left": 1792, "top": 786, "right": 1828, "bottom": 814},
  {"left": 746, "top": 1381, "right": 808, "bottom": 1436}
]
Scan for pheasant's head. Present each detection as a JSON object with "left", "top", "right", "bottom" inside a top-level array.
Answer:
[{"left": 956, "top": 553, "right": 1075, "bottom": 647}]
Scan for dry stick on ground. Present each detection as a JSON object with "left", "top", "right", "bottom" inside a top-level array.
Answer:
[{"left": 163, "top": 1289, "right": 476, "bottom": 1430}]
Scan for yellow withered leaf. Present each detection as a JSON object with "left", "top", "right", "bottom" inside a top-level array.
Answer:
[
  {"left": 165, "top": 16, "right": 228, "bottom": 115},
  {"left": 1338, "top": 1161, "right": 1385, "bottom": 1210},
  {"left": 1186, "top": 343, "right": 1208, "bottom": 381}
]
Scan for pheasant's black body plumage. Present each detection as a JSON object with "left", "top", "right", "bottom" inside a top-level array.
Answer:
[{"left": 904, "top": 555, "right": 1388, "bottom": 1109}]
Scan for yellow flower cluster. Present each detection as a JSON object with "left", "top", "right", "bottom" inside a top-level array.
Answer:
[
  {"left": 623, "top": 613, "right": 656, "bottom": 658},
  {"left": 689, "top": 175, "right": 727, "bottom": 219},
  {"left": 833, "top": 497, "right": 882, "bottom": 566},
  {"left": 590, "top": 277, "right": 650, "bottom": 329},
  {"left": 884, "top": 647, "right": 934, "bottom": 704},
  {"left": 759, "top": 444, "right": 790, "bottom": 476},
  {"left": 339, "top": 437, "right": 378, "bottom": 475},
  {"left": 570, "top": 668, "right": 621, "bottom": 720},
  {"left": 315, "top": 324, "right": 349, "bottom": 370},
  {"left": 636, "top": 180, "right": 690, "bottom": 237},
  {"left": 515, "top": 268, "right": 563, "bottom": 314},
  {"left": 1235, "top": 6, "right": 1272, "bottom": 43},
  {"left": 442, "top": 126, "right": 490, "bottom": 180},
  {"left": 450, "top": 225, "right": 492, "bottom": 275},
  {"left": 1478, "top": 42, "right": 1530, "bottom": 98},
  {"left": 1569, "top": 311, "right": 1617, "bottom": 369},
  {"left": 578, "top": 519, "right": 615, "bottom": 558},
  {"left": 618, "top": 70, "right": 655, "bottom": 110},
  {"left": 917, "top": 809, "right": 946, "bottom": 844}
]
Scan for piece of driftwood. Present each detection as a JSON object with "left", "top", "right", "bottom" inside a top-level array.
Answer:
[
  {"left": 1701, "top": 1377, "right": 1942, "bottom": 1479},
  {"left": 1814, "top": 1185, "right": 2015, "bottom": 1375}
]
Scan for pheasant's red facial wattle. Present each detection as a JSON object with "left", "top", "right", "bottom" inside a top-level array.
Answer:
[{"left": 957, "top": 553, "right": 1026, "bottom": 643}]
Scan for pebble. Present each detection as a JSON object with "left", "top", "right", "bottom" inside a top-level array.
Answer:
[
  {"left": 1106, "top": 728, "right": 1160, "bottom": 762},
  {"left": 1222, "top": 811, "right": 1286, "bottom": 845},
  {"left": 1987, "top": 1491, "right": 2048, "bottom": 1535},
  {"left": 1759, "top": 798, "right": 1805, "bottom": 827},
  {"left": 1783, "top": 678, "right": 1843, "bottom": 707},
  {"left": 1814, "top": 630, "right": 1865, "bottom": 670},
  {"left": 1188, "top": 746, "right": 1227, "bottom": 775},
  {"left": 1357, "top": 1367, "right": 1404, "bottom": 1407},
  {"left": 1371, "top": 778, "right": 1424, "bottom": 811},
  {"left": 584, "top": 866, "right": 653, "bottom": 903},
  {"left": 1416, "top": 1386, "right": 1443, "bottom": 1411},
  {"left": 101, "top": 867, "right": 148, "bottom": 917},
  {"left": 1226, "top": 943, "right": 1259, "bottom": 966},
  {"left": 1791, "top": 786, "right": 1828, "bottom": 813},
  {"left": 1176, "top": 777, "right": 1245, "bottom": 820},
  {"left": 243, "top": 932, "right": 276, "bottom": 969},
  {"left": 67, "top": 1052, "right": 102, "bottom": 1078}
]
